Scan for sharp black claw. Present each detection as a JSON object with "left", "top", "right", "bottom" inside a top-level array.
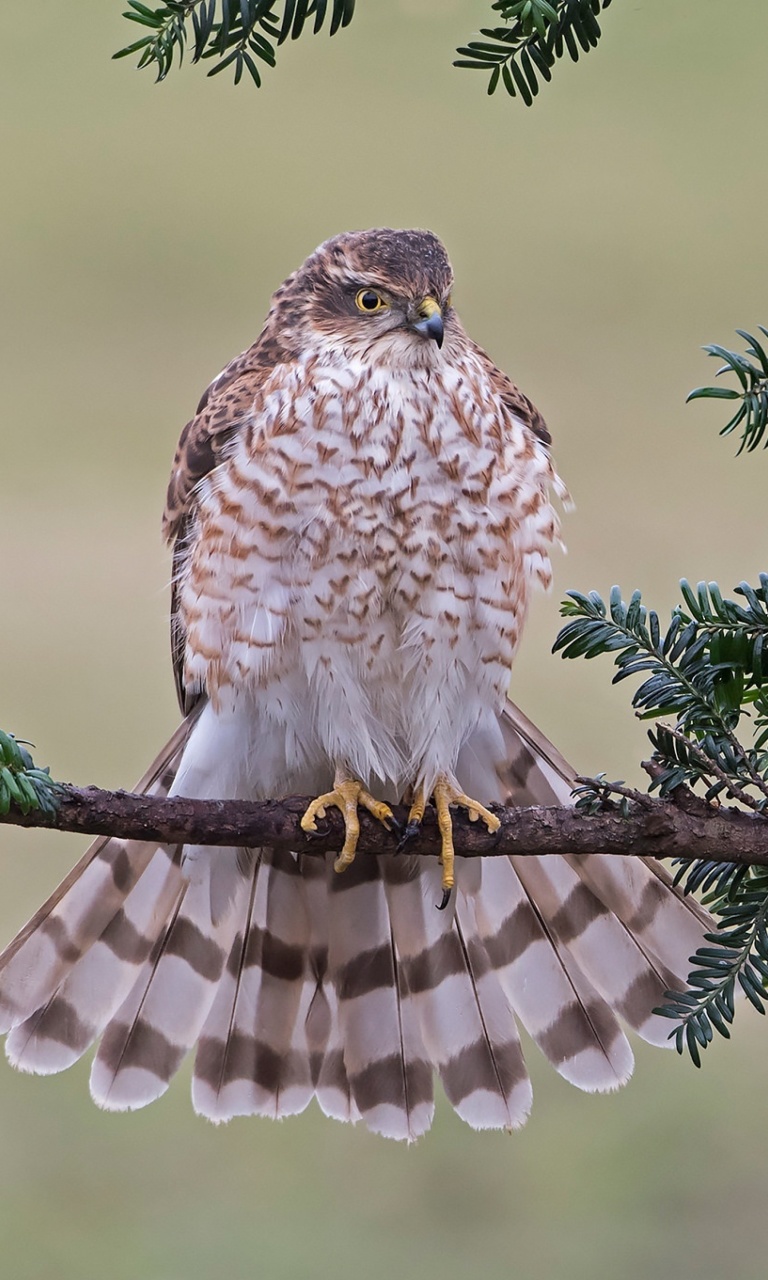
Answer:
[
  {"left": 396, "top": 819, "right": 422, "bottom": 854},
  {"left": 303, "top": 823, "right": 330, "bottom": 841},
  {"left": 384, "top": 815, "right": 401, "bottom": 838},
  {"left": 436, "top": 888, "right": 452, "bottom": 912}
]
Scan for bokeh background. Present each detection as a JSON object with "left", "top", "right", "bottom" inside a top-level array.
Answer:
[{"left": 1, "top": 2, "right": 767, "bottom": 1276}]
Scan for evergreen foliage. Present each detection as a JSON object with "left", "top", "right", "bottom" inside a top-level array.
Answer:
[
  {"left": 0, "top": 732, "right": 61, "bottom": 818},
  {"left": 555, "top": 345, "right": 768, "bottom": 1063},
  {"left": 454, "top": 0, "right": 612, "bottom": 104},
  {"left": 112, "top": 0, "right": 611, "bottom": 98},
  {"left": 114, "top": 0, "right": 355, "bottom": 87},
  {"left": 687, "top": 328, "right": 768, "bottom": 454}
]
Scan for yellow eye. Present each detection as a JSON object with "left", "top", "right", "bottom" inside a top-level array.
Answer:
[{"left": 355, "top": 289, "right": 387, "bottom": 313}]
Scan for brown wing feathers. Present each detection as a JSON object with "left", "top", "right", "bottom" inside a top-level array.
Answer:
[{"left": 468, "top": 337, "right": 551, "bottom": 445}]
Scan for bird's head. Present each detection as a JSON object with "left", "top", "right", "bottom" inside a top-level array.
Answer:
[{"left": 277, "top": 228, "right": 456, "bottom": 367}]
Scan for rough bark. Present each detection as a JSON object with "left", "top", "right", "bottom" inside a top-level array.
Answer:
[{"left": 1, "top": 782, "right": 766, "bottom": 866}]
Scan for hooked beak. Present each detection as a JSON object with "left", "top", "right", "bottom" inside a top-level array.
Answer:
[{"left": 411, "top": 296, "right": 444, "bottom": 349}]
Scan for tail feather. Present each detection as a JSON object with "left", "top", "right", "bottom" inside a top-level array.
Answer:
[
  {"left": 327, "top": 856, "right": 434, "bottom": 1142},
  {"left": 192, "top": 858, "right": 267, "bottom": 1122},
  {"left": 510, "top": 854, "right": 679, "bottom": 1048},
  {"left": 452, "top": 898, "right": 532, "bottom": 1129},
  {"left": 0, "top": 837, "right": 155, "bottom": 1034},
  {"left": 0, "top": 714, "right": 196, "bottom": 1034},
  {"left": 470, "top": 856, "right": 633, "bottom": 1091},
  {"left": 91, "top": 850, "right": 244, "bottom": 1111},
  {"left": 382, "top": 856, "right": 531, "bottom": 1131},
  {"left": 298, "top": 855, "right": 360, "bottom": 1126},
  {"left": 0, "top": 698, "right": 714, "bottom": 1139},
  {"left": 193, "top": 849, "right": 317, "bottom": 1123},
  {"left": 313, "top": 984, "right": 361, "bottom": 1126},
  {"left": 6, "top": 845, "right": 182, "bottom": 1073},
  {"left": 566, "top": 854, "right": 710, "bottom": 988},
  {"left": 496, "top": 700, "right": 713, "bottom": 1040}
]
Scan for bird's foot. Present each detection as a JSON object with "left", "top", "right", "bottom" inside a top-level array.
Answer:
[
  {"left": 300, "top": 773, "right": 395, "bottom": 874},
  {"left": 396, "top": 788, "right": 427, "bottom": 854},
  {"left": 432, "top": 776, "right": 501, "bottom": 910}
]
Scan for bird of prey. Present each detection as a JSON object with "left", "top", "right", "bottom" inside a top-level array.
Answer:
[{"left": 0, "top": 229, "right": 709, "bottom": 1140}]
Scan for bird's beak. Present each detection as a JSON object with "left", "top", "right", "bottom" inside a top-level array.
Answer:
[{"left": 411, "top": 296, "right": 444, "bottom": 349}]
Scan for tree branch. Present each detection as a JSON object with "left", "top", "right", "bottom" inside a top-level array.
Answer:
[{"left": 1, "top": 781, "right": 767, "bottom": 866}]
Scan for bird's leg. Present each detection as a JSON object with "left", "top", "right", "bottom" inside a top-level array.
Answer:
[
  {"left": 300, "top": 767, "right": 395, "bottom": 875},
  {"left": 432, "top": 775, "right": 501, "bottom": 911}
]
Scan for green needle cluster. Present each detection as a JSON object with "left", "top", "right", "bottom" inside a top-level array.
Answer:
[{"left": 0, "top": 731, "right": 61, "bottom": 818}]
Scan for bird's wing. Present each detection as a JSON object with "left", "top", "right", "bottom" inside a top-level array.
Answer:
[
  {"left": 163, "top": 328, "right": 295, "bottom": 714},
  {"left": 163, "top": 341, "right": 272, "bottom": 543},
  {"left": 468, "top": 340, "right": 551, "bottom": 445}
]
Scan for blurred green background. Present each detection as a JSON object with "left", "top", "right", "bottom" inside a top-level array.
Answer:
[{"left": 2, "top": 2, "right": 768, "bottom": 1276}]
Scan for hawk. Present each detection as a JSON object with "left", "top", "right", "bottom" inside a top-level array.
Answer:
[{"left": 0, "top": 229, "right": 709, "bottom": 1140}]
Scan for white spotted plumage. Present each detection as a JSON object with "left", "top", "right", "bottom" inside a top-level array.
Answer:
[{"left": 180, "top": 346, "right": 560, "bottom": 798}]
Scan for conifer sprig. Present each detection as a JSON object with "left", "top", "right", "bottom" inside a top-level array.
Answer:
[
  {"left": 687, "top": 327, "right": 768, "bottom": 454},
  {"left": 455, "top": 0, "right": 612, "bottom": 104},
  {"left": 555, "top": 575, "right": 768, "bottom": 1063},
  {"left": 0, "top": 732, "right": 61, "bottom": 818},
  {"left": 114, "top": 0, "right": 355, "bottom": 87}
]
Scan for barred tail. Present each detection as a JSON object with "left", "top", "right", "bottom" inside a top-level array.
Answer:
[{"left": 0, "top": 698, "right": 711, "bottom": 1140}]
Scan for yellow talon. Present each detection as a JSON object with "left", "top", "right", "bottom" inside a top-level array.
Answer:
[
  {"left": 433, "top": 777, "right": 500, "bottom": 907},
  {"left": 406, "top": 789, "right": 427, "bottom": 827},
  {"left": 300, "top": 773, "right": 394, "bottom": 874}
]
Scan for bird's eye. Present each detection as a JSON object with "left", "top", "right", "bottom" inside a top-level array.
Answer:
[{"left": 355, "top": 289, "right": 387, "bottom": 313}]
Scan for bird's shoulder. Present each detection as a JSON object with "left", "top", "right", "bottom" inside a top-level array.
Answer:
[
  {"left": 467, "top": 338, "right": 550, "bottom": 447},
  {"left": 162, "top": 324, "right": 294, "bottom": 544},
  {"left": 163, "top": 319, "right": 298, "bottom": 714}
]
